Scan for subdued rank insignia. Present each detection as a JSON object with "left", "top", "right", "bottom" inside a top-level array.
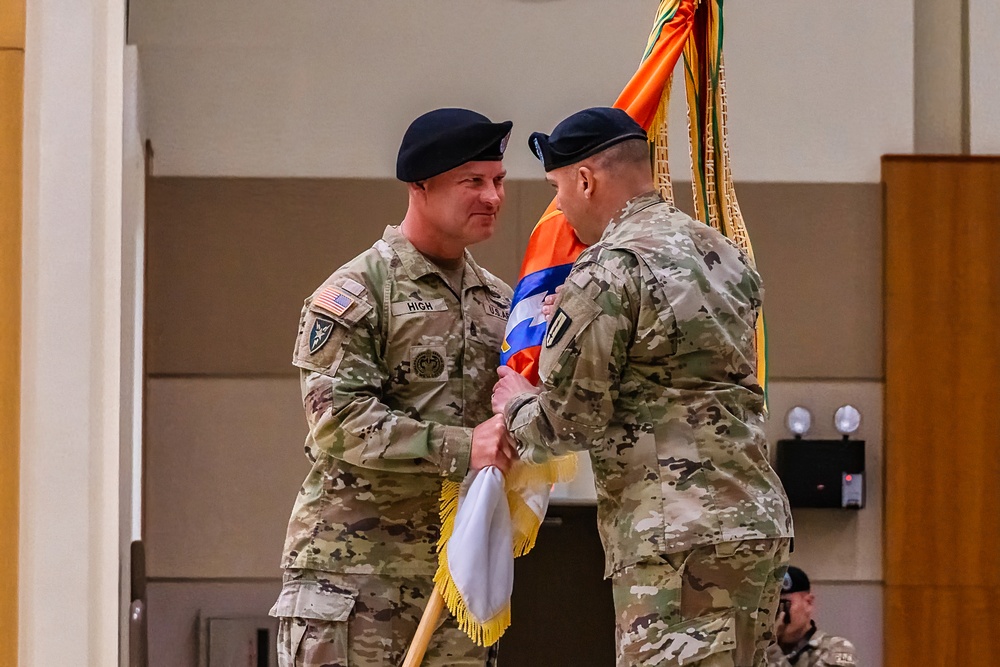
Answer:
[
  {"left": 413, "top": 349, "right": 446, "bottom": 379},
  {"left": 544, "top": 308, "right": 572, "bottom": 349},
  {"left": 309, "top": 317, "right": 335, "bottom": 354}
]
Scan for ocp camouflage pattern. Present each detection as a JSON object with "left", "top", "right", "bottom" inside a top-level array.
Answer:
[
  {"left": 280, "top": 225, "right": 512, "bottom": 578},
  {"left": 272, "top": 568, "right": 495, "bottom": 667},
  {"left": 507, "top": 192, "right": 793, "bottom": 577}
]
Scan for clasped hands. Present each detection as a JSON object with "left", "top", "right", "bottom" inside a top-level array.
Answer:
[{"left": 469, "top": 289, "right": 560, "bottom": 474}]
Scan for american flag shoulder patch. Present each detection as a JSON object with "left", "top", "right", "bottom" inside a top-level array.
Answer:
[{"left": 313, "top": 285, "right": 355, "bottom": 317}]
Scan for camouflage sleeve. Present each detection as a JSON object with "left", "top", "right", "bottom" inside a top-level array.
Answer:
[
  {"left": 294, "top": 287, "right": 470, "bottom": 481},
  {"left": 505, "top": 254, "right": 638, "bottom": 461}
]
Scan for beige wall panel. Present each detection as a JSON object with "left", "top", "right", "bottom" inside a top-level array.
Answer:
[
  {"left": 739, "top": 183, "right": 883, "bottom": 380},
  {"left": 0, "top": 48, "right": 21, "bottom": 667},
  {"left": 0, "top": 0, "right": 25, "bottom": 49},
  {"left": 971, "top": 0, "right": 1000, "bottom": 152},
  {"left": 149, "top": 179, "right": 882, "bottom": 378},
  {"left": 813, "top": 583, "right": 882, "bottom": 667},
  {"left": 147, "top": 178, "right": 527, "bottom": 376},
  {"left": 519, "top": 180, "right": 884, "bottom": 379},
  {"left": 145, "top": 377, "right": 308, "bottom": 578},
  {"left": 146, "top": 178, "right": 409, "bottom": 376},
  {"left": 131, "top": 0, "right": 913, "bottom": 181},
  {"left": 762, "top": 381, "right": 883, "bottom": 582},
  {"left": 913, "top": 0, "right": 965, "bottom": 153}
]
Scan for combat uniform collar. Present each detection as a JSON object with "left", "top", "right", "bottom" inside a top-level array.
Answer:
[
  {"left": 783, "top": 621, "right": 820, "bottom": 664},
  {"left": 381, "top": 225, "right": 501, "bottom": 297},
  {"left": 600, "top": 190, "right": 667, "bottom": 241}
]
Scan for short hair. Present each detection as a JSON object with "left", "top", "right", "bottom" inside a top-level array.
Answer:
[{"left": 591, "top": 138, "right": 652, "bottom": 172}]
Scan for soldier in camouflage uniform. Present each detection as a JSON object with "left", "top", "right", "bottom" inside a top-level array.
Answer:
[
  {"left": 270, "top": 108, "right": 518, "bottom": 667},
  {"left": 493, "top": 107, "right": 793, "bottom": 666},
  {"left": 766, "top": 567, "right": 857, "bottom": 667}
]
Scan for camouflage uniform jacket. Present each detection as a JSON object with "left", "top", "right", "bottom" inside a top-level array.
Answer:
[
  {"left": 766, "top": 624, "right": 858, "bottom": 666},
  {"left": 506, "top": 192, "right": 792, "bottom": 577},
  {"left": 281, "top": 225, "right": 512, "bottom": 577}
]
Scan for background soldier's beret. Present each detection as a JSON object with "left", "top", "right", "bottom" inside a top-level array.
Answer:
[
  {"left": 528, "top": 107, "right": 648, "bottom": 172},
  {"left": 781, "top": 566, "right": 811, "bottom": 594},
  {"left": 396, "top": 108, "right": 513, "bottom": 183}
]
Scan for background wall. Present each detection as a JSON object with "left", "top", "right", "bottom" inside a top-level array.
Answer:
[
  {"left": 129, "top": 0, "right": 914, "bottom": 182},
  {"left": 970, "top": 0, "right": 1000, "bottom": 152},
  {"left": 127, "top": 1, "right": 927, "bottom": 665},
  {"left": 142, "top": 177, "right": 886, "bottom": 666}
]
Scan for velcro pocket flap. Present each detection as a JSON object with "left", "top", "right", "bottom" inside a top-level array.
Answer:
[{"left": 268, "top": 580, "right": 356, "bottom": 622}]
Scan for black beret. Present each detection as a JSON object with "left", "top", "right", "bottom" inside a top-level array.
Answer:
[
  {"left": 396, "top": 108, "right": 513, "bottom": 182},
  {"left": 781, "top": 566, "right": 811, "bottom": 594},
  {"left": 528, "top": 107, "right": 648, "bottom": 172}
]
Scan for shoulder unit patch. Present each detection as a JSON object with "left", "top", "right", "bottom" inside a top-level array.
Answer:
[
  {"left": 308, "top": 316, "right": 335, "bottom": 354},
  {"left": 544, "top": 308, "right": 573, "bottom": 349}
]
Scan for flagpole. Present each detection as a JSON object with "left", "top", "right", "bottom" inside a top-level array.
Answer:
[{"left": 402, "top": 586, "right": 445, "bottom": 667}]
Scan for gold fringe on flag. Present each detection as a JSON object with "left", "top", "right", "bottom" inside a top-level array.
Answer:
[{"left": 433, "top": 455, "right": 577, "bottom": 646}]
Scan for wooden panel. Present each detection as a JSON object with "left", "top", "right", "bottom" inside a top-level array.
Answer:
[
  {"left": 0, "top": 0, "right": 25, "bottom": 49},
  {"left": 885, "top": 586, "right": 1000, "bottom": 666},
  {"left": 0, "top": 49, "right": 21, "bottom": 667},
  {"left": 883, "top": 157, "right": 1000, "bottom": 590}
]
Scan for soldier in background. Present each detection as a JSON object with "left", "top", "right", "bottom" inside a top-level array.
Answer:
[
  {"left": 270, "top": 108, "right": 518, "bottom": 667},
  {"left": 492, "top": 107, "right": 793, "bottom": 667},
  {"left": 767, "top": 566, "right": 858, "bottom": 667}
]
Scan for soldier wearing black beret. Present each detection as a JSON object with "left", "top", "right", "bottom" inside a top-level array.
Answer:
[
  {"left": 768, "top": 567, "right": 858, "bottom": 667},
  {"left": 272, "top": 108, "right": 517, "bottom": 667},
  {"left": 493, "top": 105, "right": 793, "bottom": 666}
]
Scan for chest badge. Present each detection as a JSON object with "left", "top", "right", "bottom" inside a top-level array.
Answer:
[
  {"left": 544, "top": 308, "right": 572, "bottom": 349},
  {"left": 309, "top": 317, "right": 335, "bottom": 354},
  {"left": 413, "top": 349, "right": 446, "bottom": 379}
]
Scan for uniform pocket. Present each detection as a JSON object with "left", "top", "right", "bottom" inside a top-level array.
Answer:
[
  {"left": 269, "top": 579, "right": 357, "bottom": 622},
  {"left": 620, "top": 609, "right": 736, "bottom": 666},
  {"left": 271, "top": 580, "right": 356, "bottom": 667}
]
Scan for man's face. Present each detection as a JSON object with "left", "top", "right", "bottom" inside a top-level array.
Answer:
[
  {"left": 546, "top": 165, "right": 601, "bottom": 245},
  {"left": 420, "top": 160, "right": 506, "bottom": 249},
  {"left": 778, "top": 591, "right": 815, "bottom": 643}
]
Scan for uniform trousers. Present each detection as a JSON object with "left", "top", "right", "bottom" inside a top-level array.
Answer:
[
  {"left": 612, "top": 538, "right": 791, "bottom": 667},
  {"left": 273, "top": 568, "right": 495, "bottom": 667}
]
